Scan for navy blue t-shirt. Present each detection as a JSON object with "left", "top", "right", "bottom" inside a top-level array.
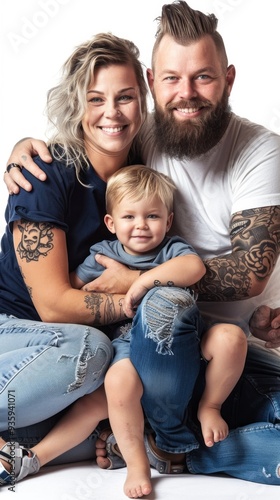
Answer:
[{"left": 0, "top": 156, "right": 114, "bottom": 320}]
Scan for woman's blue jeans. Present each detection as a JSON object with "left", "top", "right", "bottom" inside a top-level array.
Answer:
[
  {"left": 0, "top": 314, "right": 113, "bottom": 461},
  {"left": 1, "top": 287, "right": 280, "bottom": 485}
]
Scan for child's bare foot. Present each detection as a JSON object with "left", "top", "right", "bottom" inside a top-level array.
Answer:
[
  {"left": 96, "top": 431, "right": 152, "bottom": 498},
  {"left": 198, "top": 404, "right": 229, "bottom": 447},
  {"left": 124, "top": 460, "right": 152, "bottom": 498}
]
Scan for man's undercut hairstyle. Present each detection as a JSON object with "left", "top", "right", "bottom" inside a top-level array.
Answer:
[{"left": 152, "top": 1, "right": 228, "bottom": 70}]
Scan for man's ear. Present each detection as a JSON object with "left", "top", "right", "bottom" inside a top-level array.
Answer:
[
  {"left": 146, "top": 68, "right": 155, "bottom": 95},
  {"left": 104, "top": 214, "right": 116, "bottom": 234},
  {"left": 226, "top": 64, "right": 236, "bottom": 96},
  {"left": 166, "top": 212, "right": 174, "bottom": 233}
]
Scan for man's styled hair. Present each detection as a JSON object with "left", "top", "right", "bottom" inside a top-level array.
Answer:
[
  {"left": 152, "top": 1, "right": 228, "bottom": 70},
  {"left": 106, "top": 165, "right": 176, "bottom": 215}
]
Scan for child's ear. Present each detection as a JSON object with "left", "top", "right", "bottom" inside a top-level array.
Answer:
[
  {"left": 166, "top": 212, "right": 174, "bottom": 233},
  {"left": 104, "top": 214, "right": 116, "bottom": 234}
]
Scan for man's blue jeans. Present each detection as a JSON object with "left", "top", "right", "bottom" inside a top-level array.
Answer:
[{"left": 186, "top": 344, "right": 280, "bottom": 484}]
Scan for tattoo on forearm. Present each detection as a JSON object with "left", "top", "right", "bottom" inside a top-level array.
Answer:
[
  {"left": 84, "top": 293, "right": 103, "bottom": 324},
  {"left": 84, "top": 292, "right": 118, "bottom": 325},
  {"left": 196, "top": 206, "right": 280, "bottom": 301},
  {"left": 16, "top": 220, "right": 54, "bottom": 262},
  {"left": 103, "top": 293, "right": 117, "bottom": 324}
]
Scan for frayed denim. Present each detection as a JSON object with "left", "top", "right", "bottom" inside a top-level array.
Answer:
[
  {"left": 0, "top": 314, "right": 113, "bottom": 433},
  {"left": 130, "top": 287, "right": 204, "bottom": 453},
  {"left": 187, "top": 345, "right": 280, "bottom": 484}
]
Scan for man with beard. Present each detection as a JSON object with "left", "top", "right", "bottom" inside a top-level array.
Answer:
[{"left": 4, "top": 1, "right": 280, "bottom": 485}]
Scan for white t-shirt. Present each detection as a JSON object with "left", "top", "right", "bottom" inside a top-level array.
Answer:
[{"left": 141, "top": 113, "right": 280, "bottom": 355}]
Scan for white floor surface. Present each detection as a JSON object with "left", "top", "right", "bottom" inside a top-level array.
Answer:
[{"left": 1, "top": 461, "right": 279, "bottom": 500}]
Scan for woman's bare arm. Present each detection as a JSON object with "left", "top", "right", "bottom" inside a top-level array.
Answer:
[{"left": 13, "top": 219, "right": 125, "bottom": 325}]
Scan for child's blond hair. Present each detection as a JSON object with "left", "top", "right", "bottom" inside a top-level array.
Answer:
[{"left": 106, "top": 165, "right": 176, "bottom": 215}]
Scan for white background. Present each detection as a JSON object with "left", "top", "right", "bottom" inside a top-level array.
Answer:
[
  {"left": 0, "top": 4, "right": 280, "bottom": 498},
  {"left": 1, "top": 0, "right": 280, "bottom": 234}
]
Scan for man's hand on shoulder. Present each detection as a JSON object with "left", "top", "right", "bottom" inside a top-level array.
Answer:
[{"left": 4, "top": 137, "right": 51, "bottom": 194}]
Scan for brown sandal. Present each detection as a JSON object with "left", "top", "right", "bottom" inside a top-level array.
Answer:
[{"left": 144, "top": 433, "right": 186, "bottom": 474}]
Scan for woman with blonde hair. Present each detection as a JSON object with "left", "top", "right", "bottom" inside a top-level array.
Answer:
[{"left": 0, "top": 31, "right": 148, "bottom": 485}]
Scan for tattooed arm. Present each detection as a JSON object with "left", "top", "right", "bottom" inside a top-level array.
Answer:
[
  {"left": 194, "top": 206, "right": 280, "bottom": 302},
  {"left": 13, "top": 219, "right": 126, "bottom": 326}
]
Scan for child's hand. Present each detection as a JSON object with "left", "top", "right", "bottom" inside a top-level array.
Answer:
[{"left": 123, "top": 283, "right": 149, "bottom": 318}]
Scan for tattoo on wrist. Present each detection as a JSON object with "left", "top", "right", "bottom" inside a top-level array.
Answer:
[
  {"left": 84, "top": 292, "right": 118, "bottom": 325},
  {"left": 84, "top": 293, "right": 103, "bottom": 324},
  {"left": 154, "top": 280, "right": 174, "bottom": 287}
]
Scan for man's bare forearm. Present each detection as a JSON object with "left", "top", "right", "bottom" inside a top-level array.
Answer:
[{"left": 194, "top": 206, "right": 280, "bottom": 302}]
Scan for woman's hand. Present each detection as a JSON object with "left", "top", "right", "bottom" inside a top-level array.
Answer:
[
  {"left": 249, "top": 305, "right": 280, "bottom": 348},
  {"left": 4, "top": 138, "right": 51, "bottom": 193},
  {"left": 82, "top": 254, "right": 139, "bottom": 294}
]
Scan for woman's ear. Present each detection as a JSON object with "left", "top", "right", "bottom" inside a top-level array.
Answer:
[{"left": 104, "top": 214, "right": 116, "bottom": 234}]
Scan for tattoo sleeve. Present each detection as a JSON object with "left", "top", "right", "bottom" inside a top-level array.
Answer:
[{"left": 194, "top": 206, "right": 280, "bottom": 301}]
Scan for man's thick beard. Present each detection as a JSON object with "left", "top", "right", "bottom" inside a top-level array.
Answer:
[{"left": 153, "top": 91, "right": 231, "bottom": 159}]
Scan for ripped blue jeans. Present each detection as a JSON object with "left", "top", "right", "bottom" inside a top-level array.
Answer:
[
  {"left": 0, "top": 314, "right": 112, "bottom": 452},
  {"left": 130, "top": 286, "right": 204, "bottom": 453},
  {"left": 130, "top": 288, "right": 280, "bottom": 485},
  {"left": 187, "top": 345, "right": 280, "bottom": 484}
]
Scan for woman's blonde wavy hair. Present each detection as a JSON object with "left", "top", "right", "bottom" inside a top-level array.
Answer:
[{"left": 46, "top": 33, "right": 148, "bottom": 179}]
